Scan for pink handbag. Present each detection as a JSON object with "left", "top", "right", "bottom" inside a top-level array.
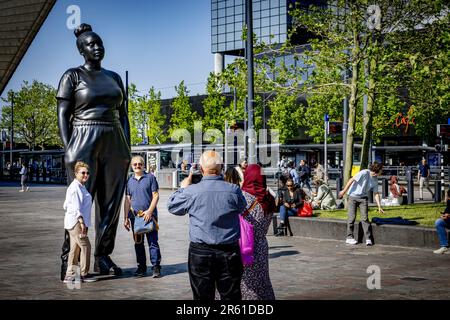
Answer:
[{"left": 239, "top": 200, "right": 258, "bottom": 266}]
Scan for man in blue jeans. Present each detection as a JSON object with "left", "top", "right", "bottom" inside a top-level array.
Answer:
[
  {"left": 433, "top": 189, "right": 450, "bottom": 254},
  {"left": 167, "top": 150, "right": 247, "bottom": 300},
  {"left": 124, "top": 155, "right": 162, "bottom": 277}
]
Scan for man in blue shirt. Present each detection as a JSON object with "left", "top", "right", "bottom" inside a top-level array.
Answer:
[
  {"left": 167, "top": 150, "right": 247, "bottom": 300},
  {"left": 124, "top": 156, "right": 162, "bottom": 277},
  {"left": 339, "top": 162, "right": 384, "bottom": 246},
  {"left": 417, "top": 159, "right": 434, "bottom": 201}
]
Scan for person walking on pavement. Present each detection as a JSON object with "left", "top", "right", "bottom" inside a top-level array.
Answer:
[
  {"left": 19, "top": 163, "right": 30, "bottom": 192},
  {"left": 338, "top": 162, "right": 384, "bottom": 246},
  {"left": 167, "top": 150, "right": 247, "bottom": 300},
  {"left": 417, "top": 159, "right": 434, "bottom": 201},
  {"left": 124, "top": 156, "right": 162, "bottom": 278},
  {"left": 297, "top": 159, "right": 312, "bottom": 193}
]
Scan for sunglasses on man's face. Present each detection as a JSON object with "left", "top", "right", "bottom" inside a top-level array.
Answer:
[
  {"left": 132, "top": 163, "right": 143, "bottom": 167},
  {"left": 78, "top": 171, "right": 89, "bottom": 175},
  {"left": 287, "top": 184, "right": 294, "bottom": 187}
]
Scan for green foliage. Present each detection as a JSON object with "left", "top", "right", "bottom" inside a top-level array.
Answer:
[
  {"left": 202, "top": 73, "right": 228, "bottom": 131},
  {"left": 128, "top": 84, "right": 167, "bottom": 145},
  {"left": 0, "top": 80, "right": 61, "bottom": 150},
  {"left": 168, "top": 81, "right": 200, "bottom": 138}
]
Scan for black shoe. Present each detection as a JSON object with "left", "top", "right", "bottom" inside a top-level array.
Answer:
[
  {"left": 134, "top": 266, "right": 147, "bottom": 277},
  {"left": 81, "top": 274, "right": 98, "bottom": 283},
  {"left": 152, "top": 266, "right": 161, "bottom": 278},
  {"left": 94, "top": 256, "right": 111, "bottom": 275},
  {"left": 275, "top": 230, "right": 285, "bottom": 237}
]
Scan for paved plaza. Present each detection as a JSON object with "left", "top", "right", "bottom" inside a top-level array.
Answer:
[{"left": 0, "top": 182, "right": 449, "bottom": 300}]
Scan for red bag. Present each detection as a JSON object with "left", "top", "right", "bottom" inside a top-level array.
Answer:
[{"left": 297, "top": 201, "right": 313, "bottom": 217}]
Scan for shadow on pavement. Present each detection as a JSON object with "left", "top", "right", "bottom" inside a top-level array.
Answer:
[{"left": 269, "top": 250, "right": 300, "bottom": 259}]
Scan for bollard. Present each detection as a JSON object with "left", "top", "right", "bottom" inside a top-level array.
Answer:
[
  {"left": 336, "top": 177, "right": 342, "bottom": 199},
  {"left": 368, "top": 190, "right": 374, "bottom": 203},
  {"left": 435, "top": 180, "right": 442, "bottom": 202},
  {"left": 407, "top": 167, "right": 414, "bottom": 204},
  {"left": 382, "top": 178, "right": 388, "bottom": 198}
]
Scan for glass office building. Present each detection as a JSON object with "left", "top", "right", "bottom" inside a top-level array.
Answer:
[
  {"left": 211, "top": 0, "right": 327, "bottom": 56},
  {"left": 211, "top": 0, "right": 289, "bottom": 55}
]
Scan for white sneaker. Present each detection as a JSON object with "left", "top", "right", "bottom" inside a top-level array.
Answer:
[
  {"left": 366, "top": 239, "right": 373, "bottom": 246},
  {"left": 433, "top": 247, "right": 448, "bottom": 254},
  {"left": 19, "top": 190, "right": 24, "bottom": 192},
  {"left": 26, "top": 187, "right": 29, "bottom": 191},
  {"left": 346, "top": 238, "right": 357, "bottom": 245}
]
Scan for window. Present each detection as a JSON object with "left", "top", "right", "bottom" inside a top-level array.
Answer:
[
  {"left": 212, "top": 44, "right": 218, "bottom": 52},
  {"left": 235, "top": 5, "right": 243, "bottom": 15},
  {"left": 254, "top": 19, "right": 261, "bottom": 28},
  {"left": 261, "top": 9, "right": 270, "bottom": 18},
  {"left": 253, "top": 1, "right": 261, "bottom": 11},
  {"left": 212, "top": 3, "right": 218, "bottom": 10},
  {"left": 261, "top": 0, "right": 270, "bottom": 10},
  {"left": 212, "top": 26, "right": 218, "bottom": 35},
  {"left": 218, "top": 25, "right": 225, "bottom": 33},
  {"left": 271, "top": 25, "right": 279, "bottom": 35},
  {"left": 218, "top": 43, "right": 226, "bottom": 51},
  {"left": 261, "top": 17, "right": 270, "bottom": 27},
  {"left": 212, "top": 18, "right": 218, "bottom": 26},
  {"left": 211, "top": 9, "right": 218, "bottom": 19},
  {"left": 226, "top": 6, "right": 234, "bottom": 16},
  {"left": 226, "top": 15, "right": 235, "bottom": 23},
  {"left": 219, "top": 17, "right": 226, "bottom": 24},
  {"left": 254, "top": 11, "right": 261, "bottom": 19},
  {"left": 235, "top": 40, "right": 243, "bottom": 48},
  {"left": 218, "top": 1, "right": 226, "bottom": 9},
  {"left": 280, "top": 14, "right": 286, "bottom": 24},
  {"left": 270, "top": 0, "right": 279, "bottom": 8},
  {"left": 270, "top": 7, "right": 279, "bottom": 16},
  {"left": 218, "top": 34, "right": 226, "bottom": 42},
  {"left": 218, "top": 9, "right": 225, "bottom": 18},
  {"left": 212, "top": 35, "right": 218, "bottom": 44},
  {"left": 235, "top": 21, "right": 243, "bottom": 31},
  {"left": 226, "top": 23, "right": 234, "bottom": 32},
  {"left": 270, "top": 15, "right": 279, "bottom": 25},
  {"left": 262, "top": 26, "right": 270, "bottom": 36}
]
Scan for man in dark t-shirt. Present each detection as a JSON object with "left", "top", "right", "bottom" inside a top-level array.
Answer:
[{"left": 124, "top": 155, "right": 162, "bottom": 278}]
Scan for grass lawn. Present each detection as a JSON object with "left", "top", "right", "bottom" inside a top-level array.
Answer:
[{"left": 314, "top": 202, "right": 447, "bottom": 227}]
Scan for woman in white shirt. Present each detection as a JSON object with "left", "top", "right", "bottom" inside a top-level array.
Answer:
[{"left": 63, "top": 161, "right": 97, "bottom": 283}]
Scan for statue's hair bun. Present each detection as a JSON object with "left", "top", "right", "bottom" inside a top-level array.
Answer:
[{"left": 74, "top": 23, "right": 93, "bottom": 38}]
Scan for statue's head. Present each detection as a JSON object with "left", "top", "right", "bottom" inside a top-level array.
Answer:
[{"left": 74, "top": 23, "right": 104, "bottom": 63}]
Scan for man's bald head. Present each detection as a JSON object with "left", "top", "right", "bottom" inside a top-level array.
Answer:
[{"left": 200, "top": 151, "right": 223, "bottom": 175}]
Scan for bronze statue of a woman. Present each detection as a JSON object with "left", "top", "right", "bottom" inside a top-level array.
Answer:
[{"left": 57, "top": 23, "right": 131, "bottom": 278}]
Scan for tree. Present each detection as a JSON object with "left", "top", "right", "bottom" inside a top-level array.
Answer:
[
  {"left": 202, "top": 73, "right": 228, "bottom": 132},
  {"left": 128, "top": 84, "right": 167, "bottom": 145},
  {"left": 0, "top": 80, "right": 61, "bottom": 150},
  {"left": 288, "top": 0, "right": 448, "bottom": 182},
  {"left": 168, "top": 81, "right": 200, "bottom": 138}
]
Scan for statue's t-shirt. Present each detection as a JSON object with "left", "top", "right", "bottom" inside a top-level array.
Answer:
[{"left": 57, "top": 66, "right": 125, "bottom": 122}]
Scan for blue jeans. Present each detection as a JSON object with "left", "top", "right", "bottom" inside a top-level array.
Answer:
[
  {"left": 280, "top": 205, "right": 297, "bottom": 223},
  {"left": 435, "top": 218, "right": 450, "bottom": 247},
  {"left": 130, "top": 215, "right": 161, "bottom": 268}
]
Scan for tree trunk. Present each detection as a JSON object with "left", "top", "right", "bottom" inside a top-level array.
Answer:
[
  {"left": 360, "top": 38, "right": 377, "bottom": 169},
  {"left": 343, "top": 12, "right": 361, "bottom": 186}
]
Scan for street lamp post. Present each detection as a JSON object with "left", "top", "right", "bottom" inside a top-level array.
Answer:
[
  {"left": 9, "top": 91, "right": 14, "bottom": 166},
  {"left": 324, "top": 113, "right": 329, "bottom": 183},
  {"left": 245, "top": 0, "right": 256, "bottom": 164}
]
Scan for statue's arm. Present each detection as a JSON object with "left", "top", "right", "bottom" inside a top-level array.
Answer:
[{"left": 57, "top": 99, "right": 73, "bottom": 149}]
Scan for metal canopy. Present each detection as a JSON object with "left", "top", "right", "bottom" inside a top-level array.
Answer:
[{"left": 0, "top": 0, "right": 56, "bottom": 96}]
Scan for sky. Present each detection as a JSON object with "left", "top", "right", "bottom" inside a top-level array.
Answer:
[{"left": 1, "top": 0, "right": 221, "bottom": 104}]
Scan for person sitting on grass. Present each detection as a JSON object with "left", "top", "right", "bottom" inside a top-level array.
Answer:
[{"left": 311, "top": 178, "right": 337, "bottom": 210}]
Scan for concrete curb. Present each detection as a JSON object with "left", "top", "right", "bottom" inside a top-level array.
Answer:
[{"left": 273, "top": 216, "right": 449, "bottom": 249}]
